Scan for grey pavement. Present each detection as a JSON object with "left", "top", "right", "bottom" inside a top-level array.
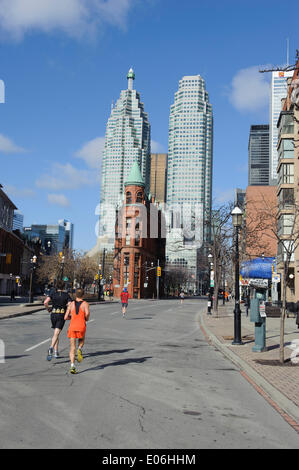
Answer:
[
  {"left": 199, "top": 301, "right": 299, "bottom": 427},
  {"left": 0, "top": 299, "right": 298, "bottom": 449}
]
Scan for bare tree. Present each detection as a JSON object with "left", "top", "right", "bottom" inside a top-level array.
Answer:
[
  {"left": 248, "top": 195, "right": 299, "bottom": 363},
  {"left": 205, "top": 202, "right": 234, "bottom": 315}
]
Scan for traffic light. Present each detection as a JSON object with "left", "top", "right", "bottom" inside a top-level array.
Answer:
[
  {"left": 59, "top": 252, "right": 63, "bottom": 263},
  {"left": 100, "top": 274, "right": 103, "bottom": 280},
  {"left": 157, "top": 266, "right": 161, "bottom": 277}
]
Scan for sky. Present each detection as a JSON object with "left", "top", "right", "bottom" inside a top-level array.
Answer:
[{"left": 0, "top": 0, "right": 298, "bottom": 252}]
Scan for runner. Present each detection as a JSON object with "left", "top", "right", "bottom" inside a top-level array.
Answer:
[
  {"left": 179, "top": 291, "right": 185, "bottom": 305},
  {"left": 44, "top": 280, "right": 72, "bottom": 361},
  {"left": 64, "top": 288, "right": 90, "bottom": 374},
  {"left": 120, "top": 287, "right": 129, "bottom": 317}
]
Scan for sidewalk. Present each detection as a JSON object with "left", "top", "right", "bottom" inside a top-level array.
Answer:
[
  {"left": 0, "top": 302, "right": 45, "bottom": 320},
  {"left": 0, "top": 296, "right": 120, "bottom": 320},
  {"left": 199, "top": 302, "right": 299, "bottom": 426}
]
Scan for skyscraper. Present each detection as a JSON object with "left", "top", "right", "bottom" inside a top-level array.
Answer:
[
  {"left": 98, "top": 68, "right": 151, "bottom": 251},
  {"left": 12, "top": 210, "right": 24, "bottom": 232},
  {"left": 166, "top": 75, "right": 213, "bottom": 290},
  {"left": 269, "top": 71, "right": 293, "bottom": 184},
  {"left": 248, "top": 125, "right": 270, "bottom": 185},
  {"left": 150, "top": 153, "right": 168, "bottom": 203}
]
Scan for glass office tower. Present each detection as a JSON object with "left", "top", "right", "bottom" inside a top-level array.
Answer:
[
  {"left": 166, "top": 75, "right": 213, "bottom": 291},
  {"left": 98, "top": 68, "right": 151, "bottom": 250},
  {"left": 269, "top": 71, "right": 293, "bottom": 184},
  {"left": 248, "top": 125, "right": 270, "bottom": 185}
]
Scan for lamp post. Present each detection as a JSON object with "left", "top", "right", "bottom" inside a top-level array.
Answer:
[
  {"left": 61, "top": 255, "right": 65, "bottom": 281},
  {"left": 29, "top": 255, "right": 37, "bottom": 303},
  {"left": 231, "top": 206, "right": 243, "bottom": 345},
  {"left": 98, "top": 263, "right": 102, "bottom": 301}
]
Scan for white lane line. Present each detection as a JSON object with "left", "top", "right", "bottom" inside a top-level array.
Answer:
[{"left": 25, "top": 338, "right": 51, "bottom": 352}]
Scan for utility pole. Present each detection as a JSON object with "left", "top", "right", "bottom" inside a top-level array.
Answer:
[{"left": 156, "top": 259, "right": 160, "bottom": 300}]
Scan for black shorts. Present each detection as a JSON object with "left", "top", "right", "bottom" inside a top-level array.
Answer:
[
  {"left": 50, "top": 313, "right": 65, "bottom": 330},
  {"left": 121, "top": 303, "right": 128, "bottom": 308}
]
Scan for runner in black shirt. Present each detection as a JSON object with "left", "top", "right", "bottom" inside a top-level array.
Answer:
[{"left": 44, "top": 280, "right": 72, "bottom": 360}]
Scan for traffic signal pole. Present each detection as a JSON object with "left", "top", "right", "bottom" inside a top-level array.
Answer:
[{"left": 156, "top": 259, "right": 160, "bottom": 300}]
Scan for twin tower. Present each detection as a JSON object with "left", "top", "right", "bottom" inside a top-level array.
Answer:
[{"left": 97, "top": 68, "right": 213, "bottom": 289}]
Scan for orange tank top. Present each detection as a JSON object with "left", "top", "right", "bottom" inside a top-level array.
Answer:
[{"left": 70, "top": 301, "right": 86, "bottom": 330}]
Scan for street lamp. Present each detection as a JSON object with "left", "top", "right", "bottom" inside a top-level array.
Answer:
[
  {"left": 98, "top": 263, "right": 102, "bottom": 301},
  {"left": 231, "top": 206, "right": 243, "bottom": 345},
  {"left": 61, "top": 255, "right": 65, "bottom": 281},
  {"left": 29, "top": 255, "right": 37, "bottom": 303}
]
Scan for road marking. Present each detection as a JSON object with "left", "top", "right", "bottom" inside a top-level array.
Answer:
[{"left": 25, "top": 338, "right": 51, "bottom": 352}]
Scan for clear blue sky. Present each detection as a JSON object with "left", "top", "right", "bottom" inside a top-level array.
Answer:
[{"left": 0, "top": 0, "right": 298, "bottom": 251}]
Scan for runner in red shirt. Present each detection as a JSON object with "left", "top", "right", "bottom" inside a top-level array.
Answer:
[{"left": 120, "top": 287, "right": 129, "bottom": 317}]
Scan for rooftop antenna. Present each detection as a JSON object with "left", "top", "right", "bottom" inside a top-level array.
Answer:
[{"left": 286, "top": 38, "right": 289, "bottom": 67}]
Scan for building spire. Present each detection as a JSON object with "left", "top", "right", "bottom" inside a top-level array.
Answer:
[{"left": 127, "top": 67, "right": 135, "bottom": 90}]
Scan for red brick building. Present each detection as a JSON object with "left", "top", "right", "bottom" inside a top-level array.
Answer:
[{"left": 113, "top": 161, "right": 165, "bottom": 299}]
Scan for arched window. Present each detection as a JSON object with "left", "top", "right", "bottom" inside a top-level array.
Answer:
[
  {"left": 136, "top": 191, "right": 143, "bottom": 203},
  {"left": 126, "top": 192, "right": 132, "bottom": 204}
]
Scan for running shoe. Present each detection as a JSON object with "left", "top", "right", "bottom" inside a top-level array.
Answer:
[
  {"left": 47, "top": 347, "right": 53, "bottom": 361},
  {"left": 77, "top": 348, "right": 83, "bottom": 363},
  {"left": 54, "top": 351, "right": 59, "bottom": 359},
  {"left": 69, "top": 366, "right": 77, "bottom": 374}
]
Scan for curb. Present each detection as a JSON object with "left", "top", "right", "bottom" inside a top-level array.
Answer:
[
  {"left": 198, "top": 310, "right": 299, "bottom": 427},
  {"left": 0, "top": 307, "right": 45, "bottom": 320},
  {"left": 0, "top": 300, "right": 121, "bottom": 320}
]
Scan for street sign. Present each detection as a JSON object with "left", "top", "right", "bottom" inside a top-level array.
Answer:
[
  {"left": 63, "top": 276, "right": 69, "bottom": 281},
  {"left": 272, "top": 273, "right": 280, "bottom": 283},
  {"left": 260, "top": 301, "right": 266, "bottom": 318},
  {"left": 210, "top": 280, "right": 214, "bottom": 287},
  {"left": 249, "top": 278, "right": 268, "bottom": 288},
  {"left": 144, "top": 283, "right": 148, "bottom": 288}
]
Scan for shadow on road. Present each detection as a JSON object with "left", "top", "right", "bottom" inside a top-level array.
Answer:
[
  {"left": 56, "top": 348, "right": 135, "bottom": 364},
  {"left": 79, "top": 356, "right": 152, "bottom": 373}
]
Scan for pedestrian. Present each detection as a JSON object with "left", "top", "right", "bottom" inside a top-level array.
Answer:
[
  {"left": 245, "top": 293, "right": 250, "bottom": 317},
  {"left": 179, "top": 291, "right": 184, "bottom": 304},
  {"left": 44, "top": 280, "right": 72, "bottom": 361},
  {"left": 120, "top": 287, "right": 129, "bottom": 317},
  {"left": 10, "top": 289, "right": 15, "bottom": 302},
  {"left": 64, "top": 288, "right": 90, "bottom": 374}
]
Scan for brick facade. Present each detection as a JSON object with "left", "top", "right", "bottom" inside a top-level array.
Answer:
[{"left": 113, "top": 183, "right": 165, "bottom": 299}]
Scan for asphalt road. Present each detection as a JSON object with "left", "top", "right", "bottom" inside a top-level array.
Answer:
[{"left": 0, "top": 299, "right": 298, "bottom": 449}]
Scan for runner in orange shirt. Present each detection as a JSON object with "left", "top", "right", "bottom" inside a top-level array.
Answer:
[{"left": 64, "top": 288, "right": 90, "bottom": 374}]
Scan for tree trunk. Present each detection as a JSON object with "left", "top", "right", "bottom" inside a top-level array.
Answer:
[{"left": 279, "top": 262, "right": 287, "bottom": 364}]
